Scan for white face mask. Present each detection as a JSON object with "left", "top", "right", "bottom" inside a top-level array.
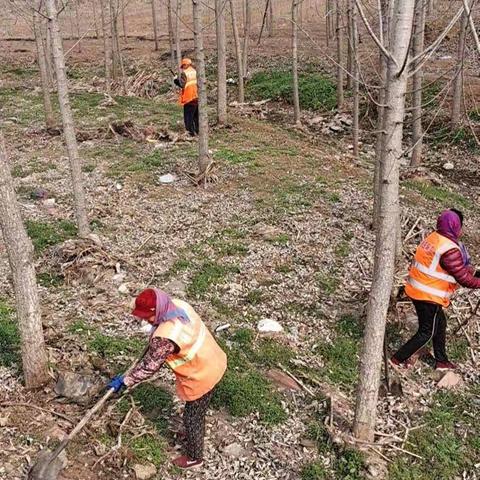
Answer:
[{"left": 139, "top": 321, "right": 154, "bottom": 335}]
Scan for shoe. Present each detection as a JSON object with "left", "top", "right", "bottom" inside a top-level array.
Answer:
[
  {"left": 172, "top": 455, "right": 204, "bottom": 470},
  {"left": 435, "top": 361, "right": 457, "bottom": 371}
]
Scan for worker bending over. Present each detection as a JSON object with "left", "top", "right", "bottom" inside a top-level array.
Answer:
[
  {"left": 391, "top": 209, "right": 480, "bottom": 370},
  {"left": 174, "top": 58, "right": 199, "bottom": 136},
  {"left": 108, "top": 288, "right": 227, "bottom": 470}
]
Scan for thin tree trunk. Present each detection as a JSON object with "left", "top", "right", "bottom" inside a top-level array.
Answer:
[
  {"left": 335, "top": 0, "right": 344, "bottom": 110},
  {"left": 0, "top": 135, "right": 49, "bottom": 389},
  {"left": 74, "top": 0, "right": 82, "bottom": 52},
  {"left": 45, "top": 19, "right": 54, "bottom": 88},
  {"left": 346, "top": 0, "right": 353, "bottom": 89},
  {"left": 192, "top": 0, "right": 210, "bottom": 175},
  {"left": 242, "top": 0, "right": 250, "bottom": 78},
  {"left": 326, "top": 0, "right": 330, "bottom": 46},
  {"left": 122, "top": 0, "right": 128, "bottom": 42},
  {"left": 152, "top": 0, "right": 159, "bottom": 51},
  {"left": 167, "top": 0, "right": 176, "bottom": 73},
  {"left": 353, "top": 0, "right": 415, "bottom": 442},
  {"left": 91, "top": 0, "right": 100, "bottom": 38},
  {"left": 451, "top": 10, "right": 468, "bottom": 128},
  {"left": 45, "top": 0, "right": 90, "bottom": 236},
  {"left": 410, "top": 0, "right": 426, "bottom": 167},
  {"left": 216, "top": 0, "right": 227, "bottom": 124},
  {"left": 292, "top": 0, "right": 301, "bottom": 125},
  {"left": 175, "top": 0, "right": 182, "bottom": 66},
  {"left": 34, "top": 9, "right": 55, "bottom": 129},
  {"left": 258, "top": 0, "right": 271, "bottom": 45},
  {"left": 352, "top": 0, "right": 359, "bottom": 157},
  {"left": 110, "top": 0, "right": 118, "bottom": 78},
  {"left": 230, "top": 0, "right": 245, "bottom": 103},
  {"left": 268, "top": 0, "right": 273, "bottom": 37},
  {"left": 100, "top": 0, "right": 112, "bottom": 91}
]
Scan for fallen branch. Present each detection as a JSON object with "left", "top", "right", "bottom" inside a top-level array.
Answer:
[
  {"left": 0, "top": 402, "right": 75, "bottom": 424},
  {"left": 277, "top": 363, "right": 315, "bottom": 396}
]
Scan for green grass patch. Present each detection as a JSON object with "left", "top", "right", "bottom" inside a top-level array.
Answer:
[
  {"left": 68, "top": 319, "right": 95, "bottom": 335},
  {"left": 127, "top": 434, "right": 167, "bottom": 467},
  {"left": 187, "top": 261, "right": 239, "bottom": 298},
  {"left": 404, "top": 180, "right": 471, "bottom": 209},
  {"left": 247, "top": 70, "right": 337, "bottom": 111},
  {"left": 301, "top": 462, "right": 328, "bottom": 480},
  {"left": 37, "top": 271, "right": 64, "bottom": 288},
  {"left": 214, "top": 148, "right": 258, "bottom": 166},
  {"left": 244, "top": 289, "right": 264, "bottom": 305},
  {"left": 316, "top": 272, "right": 339, "bottom": 296},
  {"left": 26, "top": 219, "right": 77, "bottom": 254},
  {"left": 316, "top": 337, "right": 358, "bottom": 387},
  {"left": 429, "top": 125, "right": 479, "bottom": 152},
  {"left": 422, "top": 81, "right": 442, "bottom": 109},
  {"left": 0, "top": 301, "right": 20, "bottom": 368},
  {"left": 207, "top": 236, "right": 249, "bottom": 257},
  {"left": 119, "top": 384, "right": 173, "bottom": 435},
  {"left": 88, "top": 332, "right": 144, "bottom": 363}
]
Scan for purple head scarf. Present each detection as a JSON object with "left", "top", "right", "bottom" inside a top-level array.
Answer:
[
  {"left": 153, "top": 288, "right": 190, "bottom": 325},
  {"left": 436, "top": 210, "right": 470, "bottom": 265}
]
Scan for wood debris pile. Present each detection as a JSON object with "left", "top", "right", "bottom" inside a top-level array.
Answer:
[
  {"left": 108, "top": 120, "right": 180, "bottom": 144},
  {"left": 111, "top": 70, "right": 168, "bottom": 98}
]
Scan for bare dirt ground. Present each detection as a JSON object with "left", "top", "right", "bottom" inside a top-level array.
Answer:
[{"left": 1, "top": 2, "right": 480, "bottom": 480}]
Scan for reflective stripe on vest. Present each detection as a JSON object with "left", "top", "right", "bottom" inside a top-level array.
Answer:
[
  {"left": 180, "top": 67, "right": 198, "bottom": 105},
  {"left": 167, "top": 322, "right": 206, "bottom": 369},
  {"left": 411, "top": 261, "right": 456, "bottom": 283},
  {"left": 407, "top": 277, "right": 453, "bottom": 299}
]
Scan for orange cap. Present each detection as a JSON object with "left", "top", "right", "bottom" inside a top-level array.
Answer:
[{"left": 180, "top": 58, "right": 192, "bottom": 68}]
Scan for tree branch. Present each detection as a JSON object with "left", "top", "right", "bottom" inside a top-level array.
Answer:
[{"left": 462, "top": 0, "right": 480, "bottom": 55}]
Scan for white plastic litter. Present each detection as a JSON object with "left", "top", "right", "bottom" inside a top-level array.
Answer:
[
  {"left": 159, "top": 173, "right": 177, "bottom": 184},
  {"left": 257, "top": 319, "right": 284, "bottom": 333}
]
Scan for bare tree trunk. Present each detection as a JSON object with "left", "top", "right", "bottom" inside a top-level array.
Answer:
[
  {"left": 410, "top": 0, "right": 426, "bottom": 167},
  {"left": 354, "top": 0, "right": 415, "bottom": 442},
  {"left": 0, "top": 135, "right": 49, "bottom": 389},
  {"left": 346, "top": 0, "right": 353, "bottom": 89},
  {"left": 267, "top": 0, "right": 273, "bottom": 37},
  {"left": 451, "top": 10, "right": 468, "bottom": 128},
  {"left": 45, "top": 19, "right": 55, "bottom": 88},
  {"left": 110, "top": 0, "right": 118, "bottom": 78},
  {"left": 34, "top": 9, "right": 55, "bottom": 129},
  {"left": 351, "top": 0, "right": 359, "bottom": 157},
  {"left": 100, "top": 0, "right": 112, "bottom": 91},
  {"left": 152, "top": 0, "right": 159, "bottom": 51},
  {"left": 74, "top": 0, "right": 82, "bottom": 52},
  {"left": 292, "top": 0, "right": 301, "bottom": 125},
  {"left": 326, "top": 0, "right": 330, "bottom": 46},
  {"left": 45, "top": 0, "right": 90, "bottom": 236},
  {"left": 242, "top": 0, "right": 250, "bottom": 78},
  {"left": 335, "top": 0, "right": 344, "bottom": 110},
  {"left": 192, "top": 0, "right": 210, "bottom": 175},
  {"left": 175, "top": 0, "right": 183, "bottom": 66},
  {"left": 167, "top": 0, "right": 177, "bottom": 73},
  {"left": 230, "top": 0, "right": 245, "bottom": 103},
  {"left": 122, "top": 0, "right": 128, "bottom": 42},
  {"left": 91, "top": 0, "right": 100, "bottom": 38},
  {"left": 216, "top": 0, "right": 227, "bottom": 124}
]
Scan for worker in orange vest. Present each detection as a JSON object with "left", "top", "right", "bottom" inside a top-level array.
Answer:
[
  {"left": 391, "top": 209, "right": 480, "bottom": 371},
  {"left": 174, "top": 58, "right": 199, "bottom": 136},
  {"left": 108, "top": 288, "right": 227, "bottom": 470}
]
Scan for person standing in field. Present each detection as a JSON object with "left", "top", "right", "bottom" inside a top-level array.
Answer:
[
  {"left": 391, "top": 209, "right": 480, "bottom": 371},
  {"left": 108, "top": 288, "right": 227, "bottom": 470},
  {"left": 174, "top": 58, "right": 199, "bottom": 136}
]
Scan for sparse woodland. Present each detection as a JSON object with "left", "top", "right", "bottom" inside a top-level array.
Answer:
[{"left": 0, "top": 0, "right": 480, "bottom": 478}]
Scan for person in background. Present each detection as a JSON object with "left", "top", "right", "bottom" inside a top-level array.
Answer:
[
  {"left": 391, "top": 209, "right": 480, "bottom": 371},
  {"left": 108, "top": 288, "right": 227, "bottom": 470},
  {"left": 174, "top": 58, "right": 199, "bottom": 136}
]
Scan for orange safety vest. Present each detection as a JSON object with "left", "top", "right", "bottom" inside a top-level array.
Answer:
[
  {"left": 179, "top": 67, "right": 198, "bottom": 105},
  {"left": 152, "top": 299, "right": 227, "bottom": 401},
  {"left": 405, "top": 231, "right": 460, "bottom": 307}
]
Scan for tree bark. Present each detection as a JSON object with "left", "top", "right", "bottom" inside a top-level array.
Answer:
[
  {"left": 0, "top": 134, "right": 49, "bottom": 389},
  {"left": 230, "top": 0, "right": 245, "bottom": 103},
  {"left": 292, "top": 0, "right": 301, "bottom": 125},
  {"left": 122, "top": 0, "right": 128, "bottom": 42},
  {"left": 175, "top": 0, "right": 183, "bottom": 67},
  {"left": 192, "top": 0, "right": 210, "bottom": 175},
  {"left": 152, "top": 0, "right": 159, "bottom": 51},
  {"left": 45, "top": 0, "right": 90, "bottom": 237},
  {"left": 45, "top": 19, "right": 55, "bottom": 88},
  {"left": 167, "top": 0, "right": 177, "bottom": 73},
  {"left": 267, "top": 0, "right": 274, "bottom": 37},
  {"left": 354, "top": 0, "right": 415, "bottom": 442},
  {"left": 242, "top": 0, "right": 251, "bottom": 78},
  {"left": 346, "top": 0, "right": 353, "bottom": 89},
  {"left": 91, "top": 0, "right": 100, "bottom": 38},
  {"left": 451, "top": 10, "right": 468, "bottom": 128},
  {"left": 73, "top": 0, "right": 82, "bottom": 52},
  {"left": 34, "top": 9, "right": 55, "bottom": 129},
  {"left": 100, "top": 0, "right": 112, "bottom": 91},
  {"left": 335, "top": 0, "right": 344, "bottom": 110},
  {"left": 216, "top": 0, "right": 227, "bottom": 124},
  {"left": 351, "top": 0, "right": 359, "bottom": 157},
  {"left": 410, "top": 0, "right": 426, "bottom": 167}
]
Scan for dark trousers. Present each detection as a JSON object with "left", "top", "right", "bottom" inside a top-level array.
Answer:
[
  {"left": 393, "top": 299, "right": 448, "bottom": 363},
  {"left": 184, "top": 389, "right": 213, "bottom": 460},
  {"left": 183, "top": 101, "right": 199, "bottom": 136}
]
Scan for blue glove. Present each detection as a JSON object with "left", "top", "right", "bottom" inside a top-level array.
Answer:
[{"left": 108, "top": 375, "right": 125, "bottom": 393}]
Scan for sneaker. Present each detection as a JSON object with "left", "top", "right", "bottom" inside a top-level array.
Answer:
[
  {"left": 172, "top": 455, "right": 204, "bottom": 470},
  {"left": 435, "top": 361, "right": 457, "bottom": 371}
]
